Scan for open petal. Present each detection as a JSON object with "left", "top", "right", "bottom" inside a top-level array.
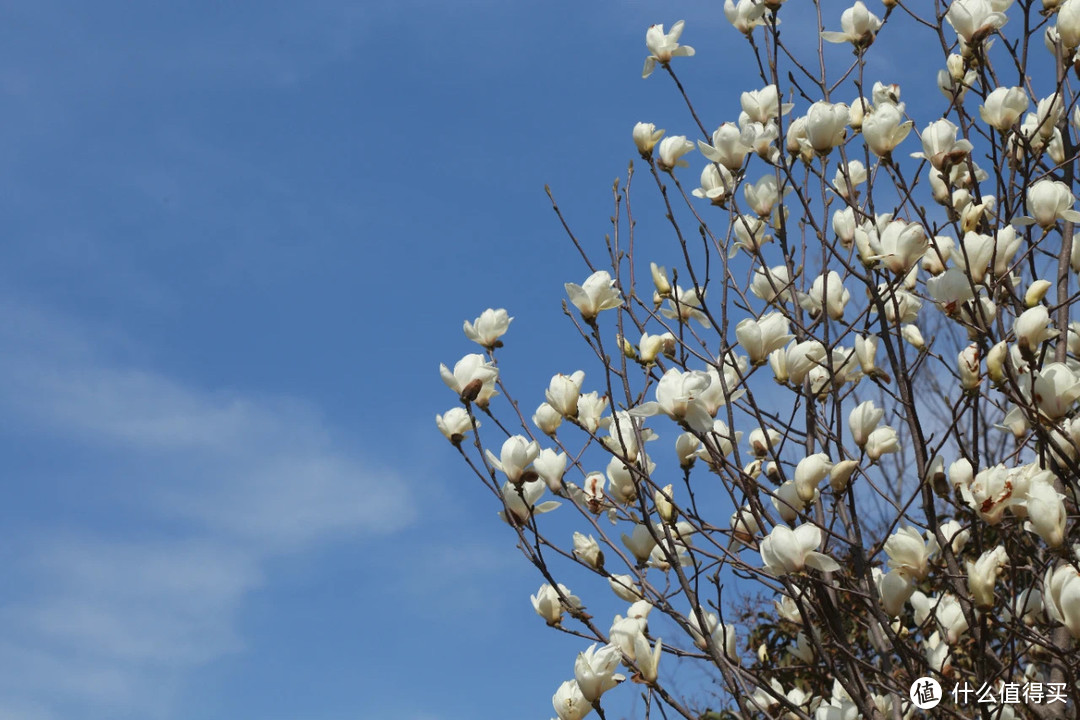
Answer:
[
  {"left": 642, "top": 57, "right": 657, "bottom": 78},
  {"left": 805, "top": 552, "right": 841, "bottom": 573}
]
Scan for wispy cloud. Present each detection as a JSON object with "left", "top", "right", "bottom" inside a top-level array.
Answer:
[{"left": 0, "top": 300, "right": 413, "bottom": 718}]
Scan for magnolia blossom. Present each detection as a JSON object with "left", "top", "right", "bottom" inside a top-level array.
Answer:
[
  {"left": 661, "top": 285, "right": 711, "bottom": 326},
  {"left": 804, "top": 101, "right": 849, "bottom": 153},
  {"left": 633, "top": 122, "right": 665, "bottom": 155},
  {"left": 534, "top": 449, "right": 567, "bottom": 493},
  {"left": 1025, "top": 475, "right": 1066, "bottom": 547},
  {"left": 632, "top": 633, "right": 662, "bottom": 683},
  {"left": 938, "top": 54, "right": 977, "bottom": 99},
  {"left": 698, "top": 122, "right": 750, "bottom": 171},
  {"left": 1017, "top": 362, "right": 1080, "bottom": 420},
  {"left": 630, "top": 368, "right": 714, "bottom": 432},
  {"left": 820, "top": 1, "right": 882, "bottom": 47},
  {"left": 692, "top": 163, "right": 736, "bottom": 204},
  {"left": 565, "top": 270, "right": 623, "bottom": 320},
  {"left": 463, "top": 308, "right": 512, "bottom": 349},
  {"left": 1045, "top": 564, "right": 1080, "bottom": 637},
  {"left": 794, "top": 453, "right": 832, "bottom": 502},
  {"left": 642, "top": 21, "right": 695, "bottom": 78},
  {"left": 574, "top": 643, "right": 625, "bottom": 701},
  {"left": 760, "top": 524, "right": 841, "bottom": 575},
  {"left": 743, "top": 175, "right": 781, "bottom": 216},
  {"left": 875, "top": 219, "right": 928, "bottom": 273},
  {"left": 847, "top": 401, "right": 882, "bottom": 449},
  {"left": 576, "top": 392, "right": 610, "bottom": 433},
  {"left": 533, "top": 402, "right": 562, "bottom": 436},
  {"left": 798, "top": 271, "right": 850, "bottom": 319},
  {"left": 608, "top": 574, "right": 642, "bottom": 602},
  {"left": 736, "top": 313, "right": 793, "bottom": 365},
  {"left": 435, "top": 407, "right": 476, "bottom": 444},
  {"left": 912, "top": 119, "right": 973, "bottom": 170},
  {"left": 1014, "top": 179, "right": 1080, "bottom": 228},
  {"left": 911, "top": 591, "right": 969, "bottom": 643},
  {"left": 750, "top": 264, "right": 794, "bottom": 303},
  {"left": 486, "top": 435, "right": 539, "bottom": 483},
  {"left": 552, "top": 679, "right": 591, "bottom": 720},
  {"left": 862, "top": 102, "right": 912, "bottom": 157},
  {"left": 884, "top": 526, "right": 937, "bottom": 580},
  {"left": 724, "top": 0, "right": 769, "bottom": 34},
  {"left": 1061, "top": 0, "right": 1080, "bottom": 49},
  {"left": 622, "top": 523, "right": 657, "bottom": 563},
  {"left": 739, "top": 84, "right": 792, "bottom": 125},
  {"left": 546, "top": 371, "right": 585, "bottom": 418},
  {"left": 980, "top": 86, "right": 1029, "bottom": 131},
  {"left": 686, "top": 610, "right": 738, "bottom": 659},
  {"left": 1014, "top": 305, "right": 1058, "bottom": 351},
  {"left": 967, "top": 545, "right": 1009, "bottom": 608},
  {"left": 832, "top": 160, "right": 866, "bottom": 199},
  {"left": 865, "top": 425, "right": 899, "bottom": 461},
  {"left": 876, "top": 568, "right": 917, "bottom": 617},
  {"left": 961, "top": 464, "right": 1027, "bottom": 524},
  {"left": 499, "top": 479, "right": 560, "bottom": 524},
  {"left": 440, "top": 353, "right": 499, "bottom": 407},
  {"left": 945, "top": 0, "right": 1008, "bottom": 46},
  {"left": 532, "top": 583, "right": 581, "bottom": 626}
]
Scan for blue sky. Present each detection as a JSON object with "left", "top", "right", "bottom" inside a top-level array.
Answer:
[{"left": 0, "top": 2, "right": 946, "bottom": 719}]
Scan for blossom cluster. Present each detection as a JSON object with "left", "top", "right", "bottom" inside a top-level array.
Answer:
[{"left": 440, "top": 2, "right": 1080, "bottom": 717}]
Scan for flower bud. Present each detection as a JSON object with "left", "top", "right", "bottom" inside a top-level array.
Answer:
[
  {"left": 958, "top": 343, "right": 981, "bottom": 390},
  {"left": 830, "top": 459, "right": 859, "bottom": 493},
  {"left": 902, "top": 324, "right": 926, "bottom": 349},
  {"left": 573, "top": 532, "right": 604, "bottom": 569},
  {"left": 651, "top": 262, "right": 672, "bottom": 297},
  {"left": 633, "top": 122, "right": 665, "bottom": 155},
  {"left": 794, "top": 453, "right": 832, "bottom": 502},
  {"left": 654, "top": 484, "right": 676, "bottom": 523}
]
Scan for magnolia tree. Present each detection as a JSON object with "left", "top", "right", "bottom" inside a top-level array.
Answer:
[{"left": 438, "top": 1, "right": 1080, "bottom": 718}]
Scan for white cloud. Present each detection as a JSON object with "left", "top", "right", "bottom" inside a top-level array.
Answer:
[{"left": 0, "top": 301, "right": 414, "bottom": 718}]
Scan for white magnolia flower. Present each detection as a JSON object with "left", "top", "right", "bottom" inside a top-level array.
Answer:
[
  {"left": 740, "top": 85, "right": 792, "bottom": 126},
  {"left": 686, "top": 609, "right": 739, "bottom": 660},
  {"left": 794, "top": 453, "right": 832, "bottom": 503},
  {"left": 546, "top": 371, "right": 586, "bottom": 418},
  {"left": 821, "top": 1, "right": 882, "bottom": 47},
  {"left": 1017, "top": 362, "right": 1080, "bottom": 420},
  {"left": 980, "top": 86, "right": 1029, "bottom": 131},
  {"left": 912, "top": 119, "right": 973, "bottom": 170},
  {"left": 1015, "top": 305, "right": 1059, "bottom": 351},
  {"left": 804, "top": 101, "right": 849, "bottom": 154},
  {"left": 736, "top": 312, "right": 793, "bottom": 365},
  {"left": 724, "top": 0, "right": 769, "bottom": 33},
  {"left": 499, "top": 479, "right": 560, "bottom": 524},
  {"left": 750, "top": 264, "right": 794, "bottom": 303},
  {"left": 760, "top": 524, "right": 841, "bottom": 575},
  {"left": 884, "top": 526, "right": 937, "bottom": 580},
  {"left": 1061, "top": 0, "right": 1080, "bottom": 49},
  {"left": 1045, "top": 563, "right": 1080, "bottom": 637},
  {"left": 574, "top": 643, "right": 625, "bottom": 701},
  {"left": 876, "top": 568, "right": 917, "bottom": 617},
  {"left": 657, "top": 135, "right": 695, "bottom": 171},
  {"left": 608, "top": 574, "right": 642, "bottom": 602},
  {"left": 1025, "top": 474, "right": 1066, "bottom": 547},
  {"left": 565, "top": 271, "right": 623, "bottom": 320},
  {"left": 534, "top": 449, "right": 567, "bottom": 493},
  {"left": 622, "top": 524, "right": 658, "bottom": 563},
  {"left": 436, "top": 407, "right": 475, "bottom": 444},
  {"left": 862, "top": 102, "right": 912, "bottom": 157},
  {"left": 440, "top": 353, "right": 500, "bottom": 408},
  {"left": 533, "top": 402, "right": 562, "bottom": 436},
  {"left": 661, "top": 285, "right": 711, "bottom": 327},
  {"left": 463, "top": 308, "right": 512, "bottom": 349},
  {"left": 946, "top": 0, "right": 1008, "bottom": 45},
  {"left": 744, "top": 175, "right": 782, "bottom": 216},
  {"left": 642, "top": 21, "right": 695, "bottom": 78},
  {"left": 633, "top": 122, "right": 665, "bottom": 155},
  {"left": 832, "top": 160, "right": 866, "bottom": 199},
  {"left": 961, "top": 464, "right": 1025, "bottom": 524},
  {"left": 911, "top": 591, "right": 969, "bottom": 643},
  {"left": 532, "top": 583, "right": 581, "bottom": 626},
  {"left": 632, "top": 633, "right": 662, "bottom": 683},
  {"left": 630, "top": 368, "right": 715, "bottom": 432},
  {"left": 798, "top": 271, "right": 850, "bottom": 320},
  {"left": 552, "top": 679, "right": 591, "bottom": 720},
  {"left": 698, "top": 122, "right": 750, "bottom": 171},
  {"left": 875, "top": 219, "right": 928, "bottom": 273},
  {"left": 692, "top": 163, "right": 736, "bottom": 204},
  {"left": 486, "top": 435, "right": 540, "bottom": 483},
  {"left": 967, "top": 545, "right": 1009, "bottom": 608},
  {"left": 865, "top": 425, "right": 899, "bottom": 461},
  {"left": 1014, "top": 179, "right": 1080, "bottom": 228}
]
